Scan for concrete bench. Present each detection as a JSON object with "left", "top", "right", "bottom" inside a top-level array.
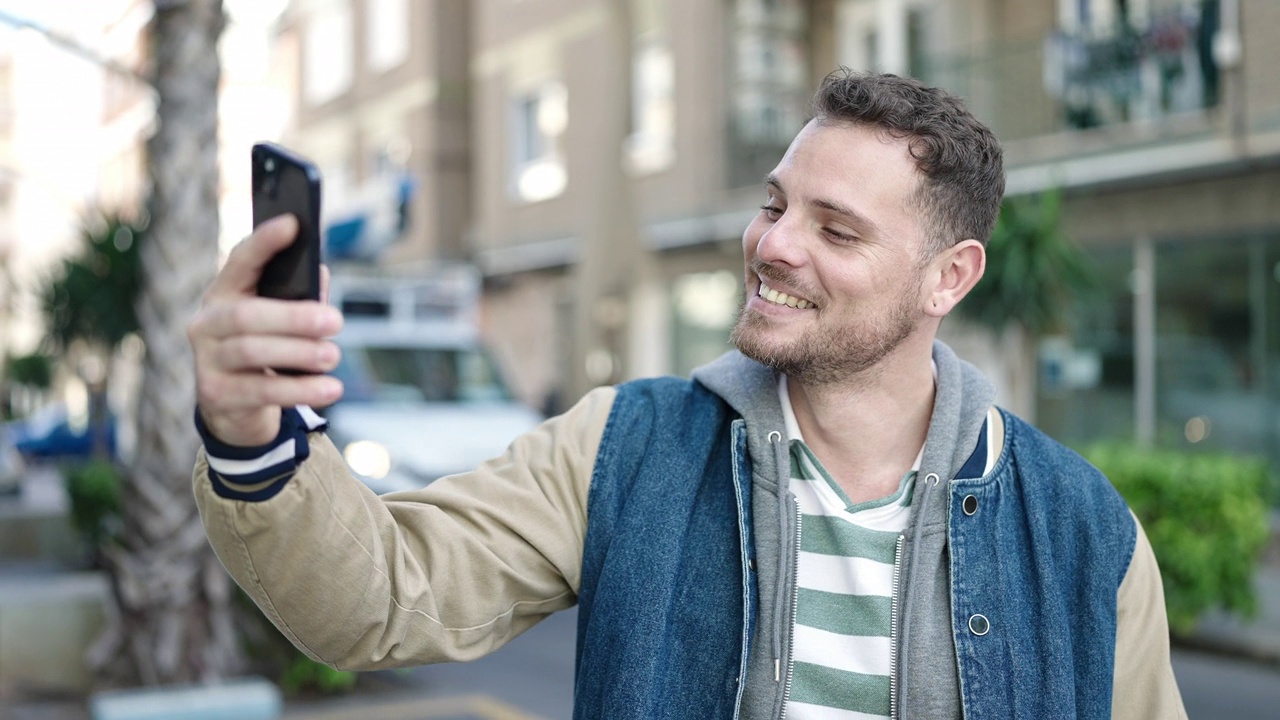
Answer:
[
  {"left": 0, "top": 566, "right": 108, "bottom": 694},
  {"left": 89, "top": 676, "right": 282, "bottom": 720}
]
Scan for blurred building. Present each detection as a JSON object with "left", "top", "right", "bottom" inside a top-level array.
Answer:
[
  {"left": 923, "top": 0, "right": 1280, "bottom": 470},
  {"left": 0, "top": 3, "right": 108, "bottom": 358},
  {"left": 0, "top": 0, "right": 292, "bottom": 453},
  {"left": 275, "top": 0, "right": 471, "bottom": 267},
  {"left": 278, "top": 0, "right": 1280, "bottom": 468},
  {"left": 474, "top": 0, "right": 1280, "bottom": 468},
  {"left": 472, "top": 0, "right": 830, "bottom": 410}
]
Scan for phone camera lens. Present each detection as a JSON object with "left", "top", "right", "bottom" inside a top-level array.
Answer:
[{"left": 264, "top": 158, "right": 276, "bottom": 173}]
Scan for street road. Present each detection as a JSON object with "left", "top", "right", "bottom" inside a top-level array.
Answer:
[{"left": 1173, "top": 647, "right": 1280, "bottom": 720}]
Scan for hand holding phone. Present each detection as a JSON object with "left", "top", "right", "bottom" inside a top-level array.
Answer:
[
  {"left": 252, "top": 142, "right": 322, "bottom": 302},
  {"left": 187, "top": 213, "right": 344, "bottom": 447}
]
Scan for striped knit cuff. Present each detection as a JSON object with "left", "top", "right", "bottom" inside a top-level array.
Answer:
[{"left": 195, "top": 406, "right": 329, "bottom": 502}]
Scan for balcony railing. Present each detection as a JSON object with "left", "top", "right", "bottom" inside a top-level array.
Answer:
[{"left": 924, "top": 7, "right": 1222, "bottom": 146}]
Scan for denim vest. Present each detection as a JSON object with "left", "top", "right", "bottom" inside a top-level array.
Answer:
[{"left": 575, "top": 377, "right": 1135, "bottom": 719}]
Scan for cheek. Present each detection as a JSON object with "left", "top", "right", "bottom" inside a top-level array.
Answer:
[{"left": 742, "top": 219, "right": 766, "bottom": 255}]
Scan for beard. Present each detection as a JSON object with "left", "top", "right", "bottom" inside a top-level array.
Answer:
[{"left": 731, "top": 270, "right": 920, "bottom": 386}]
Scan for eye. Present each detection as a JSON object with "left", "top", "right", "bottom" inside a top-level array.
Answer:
[
  {"left": 824, "top": 227, "right": 857, "bottom": 244},
  {"left": 759, "top": 204, "right": 783, "bottom": 221}
]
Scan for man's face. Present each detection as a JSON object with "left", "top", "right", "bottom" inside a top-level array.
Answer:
[{"left": 731, "top": 120, "right": 934, "bottom": 385}]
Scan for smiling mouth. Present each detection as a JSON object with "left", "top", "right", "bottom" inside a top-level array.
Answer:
[{"left": 757, "top": 280, "right": 816, "bottom": 309}]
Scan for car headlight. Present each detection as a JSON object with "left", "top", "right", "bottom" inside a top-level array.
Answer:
[{"left": 343, "top": 440, "right": 391, "bottom": 479}]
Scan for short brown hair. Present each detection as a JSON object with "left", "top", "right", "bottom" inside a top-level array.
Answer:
[{"left": 810, "top": 69, "right": 1005, "bottom": 255}]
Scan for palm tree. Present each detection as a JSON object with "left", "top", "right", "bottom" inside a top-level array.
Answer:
[
  {"left": 88, "top": 0, "right": 238, "bottom": 686},
  {"left": 953, "top": 190, "right": 1098, "bottom": 421},
  {"left": 39, "top": 212, "right": 144, "bottom": 459}
]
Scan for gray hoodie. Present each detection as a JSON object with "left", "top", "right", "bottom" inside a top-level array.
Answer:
[{"left": 692, "top": 340, "right": 994, "bottom": 719}]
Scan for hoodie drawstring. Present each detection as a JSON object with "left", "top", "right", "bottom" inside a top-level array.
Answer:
[{"left": 768, "top": 430, "right": 789, "bottom": 682}]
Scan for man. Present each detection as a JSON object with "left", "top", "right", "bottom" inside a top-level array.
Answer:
[{"left": 188, "top": 71, "right": 1186, "bottom": 719}]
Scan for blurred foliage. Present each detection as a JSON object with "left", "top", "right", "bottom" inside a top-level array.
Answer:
[
  {"left": 957, "top": 190, "right": 1099, "bottom": 336},
  {"left": 1081, "top": 442, "right": 1272, "bottom": 634},
  {"left": 64, "top": 459, "right": 123, "bottom": 553},
  {"left": 5, "top": 352, "right": 53, "bottom": 390},
  {"left": 279, "top": 656, "right": 359, "bottom": 696},
  {"left": 233, "top": 587, "right": 360, "bottom": 697},
  {"left": 40, "top": 212, "right": 144, "bottom": 354}
]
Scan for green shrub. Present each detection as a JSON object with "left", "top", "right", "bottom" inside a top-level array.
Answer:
[
  {"left": 279, "top": 655, "right": 358, "bottom": 695},
  {"left": 64, "top": 459, "right": 123, "bottom": 549},
  {"left": 1081, "top": 443, "right": 1271, "bottom": 634}
]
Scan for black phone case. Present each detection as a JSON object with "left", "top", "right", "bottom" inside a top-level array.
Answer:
[
  {"left": 251, "top": 142, "right": 324, "bottom": 375},
  {"left": 252, "top": 142, "right": 322, "bottom": 303}
]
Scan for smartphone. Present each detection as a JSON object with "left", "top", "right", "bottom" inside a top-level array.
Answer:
[{"left": 252, "top": 142, "right": 322, "bottom": 303}]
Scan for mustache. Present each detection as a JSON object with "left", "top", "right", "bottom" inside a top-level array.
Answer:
[{"left": 749, "top": 260, "right": 819, "bottom": 302}]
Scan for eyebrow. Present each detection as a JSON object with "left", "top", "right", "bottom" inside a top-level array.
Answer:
[{"left": 764, "top": 173, "right": 884, "bottom": 237}]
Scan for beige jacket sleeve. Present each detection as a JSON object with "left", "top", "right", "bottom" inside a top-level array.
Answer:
[
  {"left": 193, "top": 386, "right": 617, "bottom": 671},
  {"left": 1112, "top": 511, "right": 1188, "bottom": 719}
]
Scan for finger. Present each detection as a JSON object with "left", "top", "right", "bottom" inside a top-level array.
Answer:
[
  {"left": 199, "top": 372, "right": 344, "bottom": 414},
  {"left": 196, "top": 297, "right": 342, "bottom": 341},
  {"left": 212, "top": 336, "right": 340, "bottom": 375},
  {"left": 320, "top": 264, "right": 331, "bottom": 306},
  {"left": 208, "top": 214, "right": 300, "bottom": 298}
]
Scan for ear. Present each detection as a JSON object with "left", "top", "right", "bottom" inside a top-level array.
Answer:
[{"left": 923, "top": 239, "right": 985, "bottom": 318}]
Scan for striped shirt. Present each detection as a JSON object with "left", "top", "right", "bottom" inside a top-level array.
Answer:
[
  {"left": 777, "top": 374, "right": 998, "bottom": 720},
  {"left": 779, "top": 376, "right": 918, "bottom": 720}
]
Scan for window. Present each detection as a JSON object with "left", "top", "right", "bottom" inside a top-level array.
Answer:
[
  {"left": 626, "top": 34, "right": 676, "bottom": 175},
  {"left": 728, "top": 0, "right": 809, "bottom": 185},
  {"left": 366, "top": 0, "right": 409, "bottom": 73},
  {"left": 509, "top": 82, "right": 568, "bottom": 203},
  {"left": 303, "top": 3, "right": 353, "bottom": 105},
  {"left": 671, "top": 271, "right": 741, "bottom": 377}
]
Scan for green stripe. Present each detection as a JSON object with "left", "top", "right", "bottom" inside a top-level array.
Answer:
[
  {"left": 789, "top": 661, "right": 891, "bottom": 716},
  {"left": 793, "top": 444, "right": 915, "bottom": 511},
  {"left": 790, "top": 449, "right": 804, "bottom": 478},
  {"left": 796, "top": 588, "right": 892, "bottom": 637},
  {"left": 800, "top": 514, "right": 901, "bottom": 562}
]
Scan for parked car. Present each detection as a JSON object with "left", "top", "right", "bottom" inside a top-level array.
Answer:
[
  {"left": 8, "top": 403, "right": 117, "bottom": 462},
  {"left": 325, "top": 342, "right": 541, "bottom": 494}
]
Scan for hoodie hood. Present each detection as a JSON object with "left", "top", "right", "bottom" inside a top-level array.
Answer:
[
  {"left": 690, "top": 341, "right": 995, "bottom": 488},
  {"left": 690, "top": 350, "right": 786, "bottom": 485}
]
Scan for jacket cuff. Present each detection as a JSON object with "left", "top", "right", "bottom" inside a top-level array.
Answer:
[{"left": 194, "top": 406, "right": 329, "bottom": 502}]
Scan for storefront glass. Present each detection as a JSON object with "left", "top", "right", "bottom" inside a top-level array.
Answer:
[
  {"left": 1038, "top": 244, "right": 1136, "bottom": 446},
  {"left": 1042, "top": 234, "right": 1280, "bottom": 471},
  {"left": 1154, "top": 238, "right": 1260, "bottom": 453}
]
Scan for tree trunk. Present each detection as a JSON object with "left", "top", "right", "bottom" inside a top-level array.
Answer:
[{"left": 89, "top": 0, "right": 238, "bottom": 686}]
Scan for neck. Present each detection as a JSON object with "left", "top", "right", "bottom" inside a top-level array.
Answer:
[{"left": 786, "top": 335, "right": 937, "bottom": 503}]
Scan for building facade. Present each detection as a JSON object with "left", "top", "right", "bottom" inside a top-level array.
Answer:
[
  {"left": 281, "top": 0, "right": 1280, "bottom": 469},
  {"left": 278, "top": 0, "right": 472, "bottom": 269},
  {"left": 929, "top": 0, "right": 1280, "bottom": 469}
]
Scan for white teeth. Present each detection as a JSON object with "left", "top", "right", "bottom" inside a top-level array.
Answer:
[{"left": 758, "top": 281, "right": 814, "bottom": 310}]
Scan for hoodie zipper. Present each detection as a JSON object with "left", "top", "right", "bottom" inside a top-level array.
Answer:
[
  {"left": 888, "top": 533, "right": 906, "bottom": 720},
  {"left": 779, "top": 500, "right": 801, "bottom": 719}
]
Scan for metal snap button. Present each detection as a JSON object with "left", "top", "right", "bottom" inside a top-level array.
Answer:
[
  {"left": 962, "top": 494, "right": 979, "bottom": 516},
  {"left": 969, "top": 614, "right": 990, "bottom": 636}
]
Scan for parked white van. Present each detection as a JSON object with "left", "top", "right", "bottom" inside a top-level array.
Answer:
[{"left": 320, "top": 267, "right": 542, "bottom": 495}]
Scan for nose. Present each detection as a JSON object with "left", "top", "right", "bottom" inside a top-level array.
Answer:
[{"left": 752, "top": 212, "right": 807, "bottom": 269}]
